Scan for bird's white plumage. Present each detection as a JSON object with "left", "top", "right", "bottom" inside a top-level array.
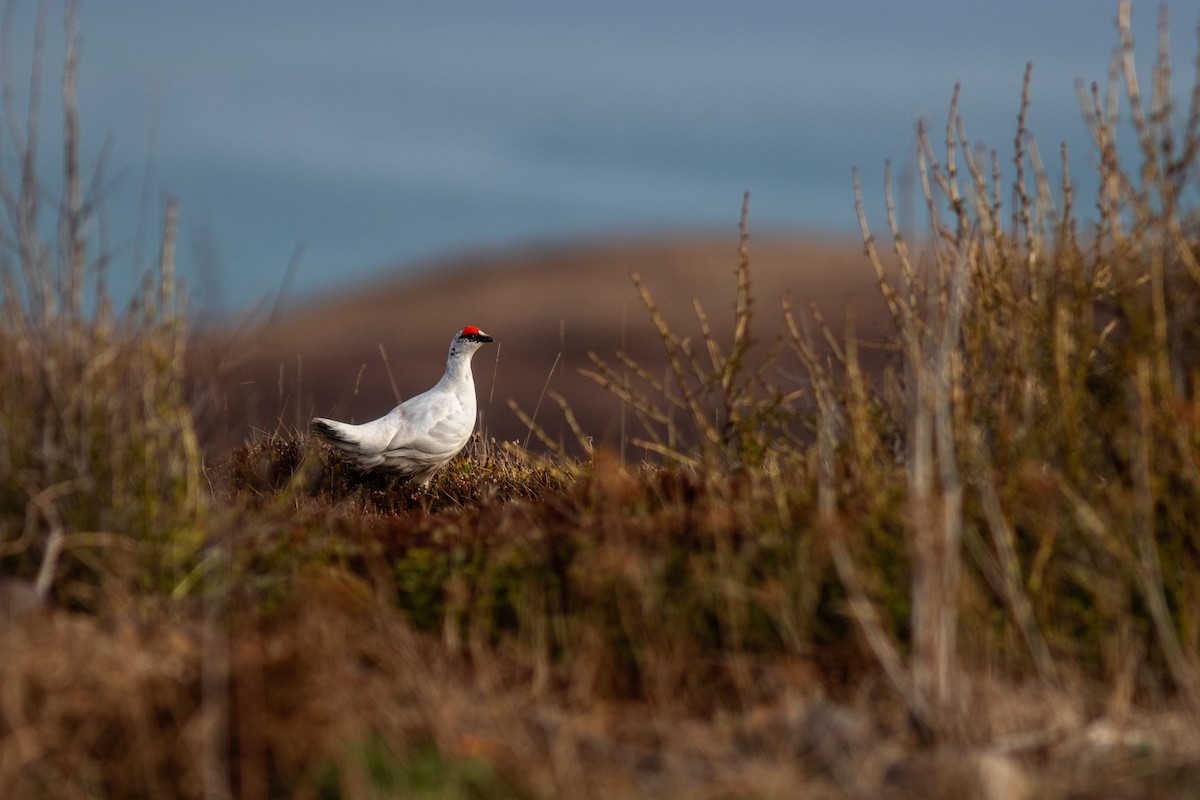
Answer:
[{"left": 311, "top": 326, "right": 494, "bottom": 485}]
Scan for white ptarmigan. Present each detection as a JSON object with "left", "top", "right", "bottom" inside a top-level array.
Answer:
[{"left": 310, "top": 325, "right": 495, "bottom": 485}]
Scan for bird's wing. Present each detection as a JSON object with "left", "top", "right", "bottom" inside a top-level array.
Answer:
[{"left": 381, "top": 391, "right": 474, "bottom": 456}]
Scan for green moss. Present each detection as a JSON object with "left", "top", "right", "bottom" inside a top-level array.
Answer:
[
  {"left": 314, "top": 738, "right": 534, "bottom": 800},
  {"left": 394, "top": 547, "right": 453, "bottom": 632}
]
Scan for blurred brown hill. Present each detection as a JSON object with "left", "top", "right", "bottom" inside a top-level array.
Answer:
[{"left": 202, "top": 234, "right": 892, "bottom": 457}]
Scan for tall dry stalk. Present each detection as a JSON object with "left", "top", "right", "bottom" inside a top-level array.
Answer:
[
  {"left": 828, "top": 0, "right": 1200, "bottom": 729},
  {"left": 581, "top": 193, "right": 794, "bottom": 472},
  {"left": 0, "top": 1, "right": 203, "bottom": 606}
]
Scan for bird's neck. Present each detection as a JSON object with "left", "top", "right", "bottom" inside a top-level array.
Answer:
[{"left": 442, "top": 353, "right": 474, "bottom": 386}]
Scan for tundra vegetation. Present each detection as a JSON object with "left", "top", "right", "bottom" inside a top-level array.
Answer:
[{"left": 2, "top": 1, "right": 1200, "bottom": 798}]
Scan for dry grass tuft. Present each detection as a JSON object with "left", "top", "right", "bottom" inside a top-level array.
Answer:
[{"left": 0, "top": 2, "right": 202, "bottom": 613}]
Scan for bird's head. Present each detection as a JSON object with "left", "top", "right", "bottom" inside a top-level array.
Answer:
[
  {"left": 458, "top": 325, "right": 495, "bottom": 344},
  {"left": 448, "top": 325, "right": 495, "bottom": 359}
]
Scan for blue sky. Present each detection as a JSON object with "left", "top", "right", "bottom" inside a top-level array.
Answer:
[{"left": 3, "top": 1, "right": 1193, "bottom": 312}]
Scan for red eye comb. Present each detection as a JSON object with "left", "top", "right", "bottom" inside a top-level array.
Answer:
[{"left": 462, "top": 325, "right": 481, "bottom": 336}]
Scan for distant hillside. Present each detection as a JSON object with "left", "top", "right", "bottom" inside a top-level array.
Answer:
[{"left": 202, "top": 234, "right": 892, "bottom": 456}]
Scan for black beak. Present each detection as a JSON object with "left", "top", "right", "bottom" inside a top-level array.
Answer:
[{"left": 464, "top": 331, "right": 494, "bottom": 343}]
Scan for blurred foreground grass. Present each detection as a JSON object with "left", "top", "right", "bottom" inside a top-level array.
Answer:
[{"left": 3, "top": 1, "right": 1200, "bottom": 798}]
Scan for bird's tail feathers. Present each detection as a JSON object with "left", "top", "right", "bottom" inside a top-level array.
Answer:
[{"left": 310, "top": 417, "right": 360, "bottom": 450}]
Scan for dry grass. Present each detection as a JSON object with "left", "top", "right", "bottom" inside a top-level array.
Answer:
[
  {"left": 3, "top": 1, "right": 1200, "bottom": 798},
  {"left": 0, "top": 2, "right": 202, "bottom": 610}
]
